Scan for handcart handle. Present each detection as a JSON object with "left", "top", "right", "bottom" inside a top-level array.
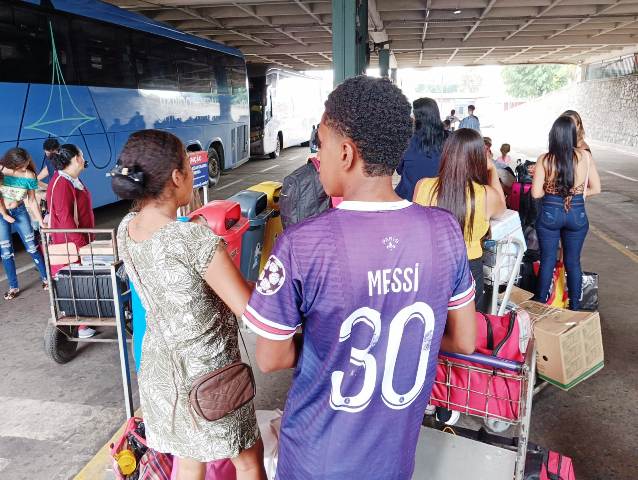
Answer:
[{"left": 439, "top": 351, "right": 524, "bottom": 372}]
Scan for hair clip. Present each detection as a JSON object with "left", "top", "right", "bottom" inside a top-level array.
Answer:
[{"left": 107, "top": 164, "right": 144, "bottom": 183}]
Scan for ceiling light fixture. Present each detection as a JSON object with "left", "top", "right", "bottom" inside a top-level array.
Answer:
[{"left": 453, "top": 9, "right": 462, "bottom": 14}]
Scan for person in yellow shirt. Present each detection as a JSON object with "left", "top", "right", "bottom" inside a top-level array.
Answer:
[{"left": 413, "top": 128, "right": 506, "bottom": 311}]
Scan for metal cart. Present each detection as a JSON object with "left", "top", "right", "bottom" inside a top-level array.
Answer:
[
  {"left": 415, "top": 236, "right": 534, "bottom": 479},
  {"left": 41, "top": 228, "right": 134, "bottom": 417}
]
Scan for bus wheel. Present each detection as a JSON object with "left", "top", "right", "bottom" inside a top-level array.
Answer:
[
  {"left": 269, "top": 135, "right": 281, "bottom": 159},
  {"left": 208, "top": 148, "right": 221, "bottom": 186}
]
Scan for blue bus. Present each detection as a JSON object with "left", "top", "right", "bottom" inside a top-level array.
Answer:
[{"left": 0, "top": 0, "right": 250, "bottom": 208}]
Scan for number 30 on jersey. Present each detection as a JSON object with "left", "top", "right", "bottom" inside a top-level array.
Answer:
[{"left": 330, "top": 302, "right": 435, "bottom": 413}]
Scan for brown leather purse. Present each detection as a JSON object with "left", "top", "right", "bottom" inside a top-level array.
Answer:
[{"left": 189, "top": 360, "right": 256, "bottom": 421}]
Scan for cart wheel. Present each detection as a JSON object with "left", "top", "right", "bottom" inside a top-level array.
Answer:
[{"left": 44, "top": 324, "right": 78, "bottom": 364}]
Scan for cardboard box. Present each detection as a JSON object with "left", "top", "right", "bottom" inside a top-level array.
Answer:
[{"left": 517, "top": 300, "right": 604, "bottom": 390}]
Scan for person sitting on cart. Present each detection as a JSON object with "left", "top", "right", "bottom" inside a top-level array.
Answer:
[
  {"left": 112, "top": 130, "right": 267, "bottom": 480},
  {"left": 242, "top": 75, "right": 477, "bottom": 480},
  {"left": 46, "top": 144, "right": 96, "bottom": 338}
]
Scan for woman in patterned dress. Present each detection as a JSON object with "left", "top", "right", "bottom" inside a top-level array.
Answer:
[{"left": 112, "top": 130, "right": 266, "bottom": 480}]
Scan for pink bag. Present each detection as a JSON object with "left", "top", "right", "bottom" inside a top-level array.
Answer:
[
  {"left": 431, "top": 311, "right": 526, "bottom": 421},
  {"left": 507, "top": 182, "right": 532, "bottom": 211},
  {"left": 171, "top": 457, "right": 236, "bottom": 480},
  {"left": 541, "top": 450, "right": 576, "bottom": 480}
]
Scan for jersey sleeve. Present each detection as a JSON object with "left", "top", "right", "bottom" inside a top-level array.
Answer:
[
  {"left": 243, "top": 232, "right": 303, "bottom": 341},
  {"left": 446, "top": 216, "right": 476, "bottom": 310}
]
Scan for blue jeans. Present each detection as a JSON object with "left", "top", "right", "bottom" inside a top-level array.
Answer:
[
  {"left": 0, "top": 203, "right": 48, "bottom": 289},
  {"left": 535, "top": 194, "right": 588, "bottom": 310}
]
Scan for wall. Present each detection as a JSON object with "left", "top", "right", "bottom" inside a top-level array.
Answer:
[{"left": 496, "top": 74, "right": 638, "bottom": 150}]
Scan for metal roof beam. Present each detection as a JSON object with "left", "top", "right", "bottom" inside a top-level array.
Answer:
[
  {"left": 530, "top": 45, "right": 571, "bottom": 61},
  {"left": 505, "top": 0, "right": 563, "bottom": 40},
  {"left": 232, "top": 3, "right": 308, "bottom": 46},
  {"left": 176, "top": 6, "right": 273, "bottom": 47},
  {"left": 562, "top": 44, "right": 608, "bottom": 60},
  {"left": 501, "top": 46, "right": 533, "bottom": 62},
  {"left": 240, "top": 32, "right": 636, "bottom": 56},
  {"left": 463, "top": 0, "right": 497, "bottom": 42},
  {"left": 473, "top": 46, "right": 496, "bottom": 63},
  {"left": 447, "top": 48, "right": 459, "bottom": 63},
  {"left": 547, "top": 1, "right": 625, "bottom": 39},
  {"left": 293, "top": 0, "right": 332, "bottom": 34},
  {"left": 247, "top": 54, "right": 294, "bottom": 69},
  {"left": 591, "top": 17, "right": 638, "bottom": 37},
  {"left": 418, "top": 0, "right": 432, "bottom": 65},
  {"left": 287, "top": 54, "right": 319, "bottom": 68}
]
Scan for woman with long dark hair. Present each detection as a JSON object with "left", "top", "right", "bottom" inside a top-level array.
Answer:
[
  {"left": 0, "top": 148, "right": 48, "bottom": 299},
  {"left": 532, "top": 115, "right": 601, "bottom": 310},
  {"left": 413, "top": 128, "right": 506, "bottom": 310},
  {"left": 395, "top": 97, "right": 447, "bottom": 200},
  {"left": 113, "top": 130, "right": 265, "bottom": 480}
]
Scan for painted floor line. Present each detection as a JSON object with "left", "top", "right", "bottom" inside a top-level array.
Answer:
[
  {"left": 604, "top": 170, "right": 638, "bottom": 182},
  {"left": 590, "top": 225, "right": 638, "bottom": 265},
  {"left": 259, "top": 164, "right": 280, "bottom": 173},
  {"left": 215, "top": 179, "right": 242, "bottom": 191}
]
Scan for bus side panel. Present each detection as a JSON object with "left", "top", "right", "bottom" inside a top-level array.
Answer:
[
  {"left": 19, "top": 84, "right": 103, "bottom": 141},
  {"left": 0, "top": 83, "right": 29, "bottom": 143}
]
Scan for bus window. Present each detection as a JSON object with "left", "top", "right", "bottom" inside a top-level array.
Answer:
[
  {"left": 72, "top": 19, "right": 135, "bottom": 88},
  {"left": 176, "top": 46, "right": 212, "bottom": 94},
  {"left": 1, "top": 6, "right": 49, "bottom": 83},
  {"left": 134, "top": 35, "right": 178, "bottom": 91}
]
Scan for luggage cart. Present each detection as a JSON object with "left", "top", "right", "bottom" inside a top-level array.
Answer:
[
  {"left": 41, "top": 228, "right": 134, "bottom": 417},
  {"left": 417, "top": 236, "right": 533, "bottom": 479},
  {"left": 425, "top": 342, "right": 536, "bottom": 480}
]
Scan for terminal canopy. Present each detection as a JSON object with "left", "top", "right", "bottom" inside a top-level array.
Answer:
[{"left": 109, "top": 0, "right": 638, "bottom": 70}]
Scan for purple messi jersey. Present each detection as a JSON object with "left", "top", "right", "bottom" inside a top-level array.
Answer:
[{"left": 243, "top": 200, "right": 474, "bottom": 480}]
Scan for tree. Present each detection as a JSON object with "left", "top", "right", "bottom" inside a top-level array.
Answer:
[{"left": 501, "top": 64, "right": 575, "bottom": 98}]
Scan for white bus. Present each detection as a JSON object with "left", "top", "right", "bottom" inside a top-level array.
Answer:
[{"left": 249, "top": 65, "right": 323, "bottom": 158}]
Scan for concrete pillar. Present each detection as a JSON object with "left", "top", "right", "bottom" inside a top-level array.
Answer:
[
  {"left": 391, "top": 68, "right": 397, "bottom": 84},
  {"left": 332, "top": 0, "right": 368, "bottom": 86},
  {"left": 379, "top": 47, "right": 390, "bottom": 78}
]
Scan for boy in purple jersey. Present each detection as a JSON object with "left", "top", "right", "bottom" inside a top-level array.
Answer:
[{"left": 242, "top": 76, "right": 476, "bottom": 480}]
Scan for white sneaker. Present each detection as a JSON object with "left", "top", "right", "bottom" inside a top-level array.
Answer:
[
  {"left": 78, "top": 327, "right": 97, "bottom": 339},
  {"left": 424, "top": 404, "right": 437, "bottom": 416},
  {"left": 436, "top": 409, "right": 461, "bottom": 426}
]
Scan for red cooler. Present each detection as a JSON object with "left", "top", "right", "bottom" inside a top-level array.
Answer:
[{"left": 188, "top": 200, "right": 249, "bottom": 268}]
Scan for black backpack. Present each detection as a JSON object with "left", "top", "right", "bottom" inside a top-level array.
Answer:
[{"left": 280, "top": 158, "right": 330, "bottom": 230}]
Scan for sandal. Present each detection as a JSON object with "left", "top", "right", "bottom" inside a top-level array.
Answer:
[
  {"left": 4, "top": 288, "right": 20, "bottom": 300},
  {"left": 42, "top": 281, "right": 49, "bottom": 291}
]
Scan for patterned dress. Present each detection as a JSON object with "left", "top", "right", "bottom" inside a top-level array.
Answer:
[{"left": 117, "top": 213, "right": 259, "bottom": 462}]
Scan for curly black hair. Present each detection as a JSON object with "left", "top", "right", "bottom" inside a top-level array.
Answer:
[{"left": 323, "top": 75, "right": 412, "bottom": 177}]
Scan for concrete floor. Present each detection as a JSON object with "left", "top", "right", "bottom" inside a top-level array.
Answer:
[{"left": 0, "top": 143, "right": 637, "bottom": 480}]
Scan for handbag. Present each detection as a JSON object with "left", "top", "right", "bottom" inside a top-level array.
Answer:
[
  {"left": 47, "top": 174, "right": 81, "bottom": 266},
  {"left": 125, "top": 243, "right": 256, "bottom": 423},
  {"left": 580, "top": 271, "right": 599, "bottom": 311}
]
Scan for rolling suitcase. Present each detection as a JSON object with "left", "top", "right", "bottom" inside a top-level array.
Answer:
[{"left": 54, "top": 265, "right": 128, "bottom": 317}]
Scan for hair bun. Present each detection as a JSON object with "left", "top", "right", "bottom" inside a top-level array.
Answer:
[{"left": 111, "top": 174, "right": 145, "bottom": 200}]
